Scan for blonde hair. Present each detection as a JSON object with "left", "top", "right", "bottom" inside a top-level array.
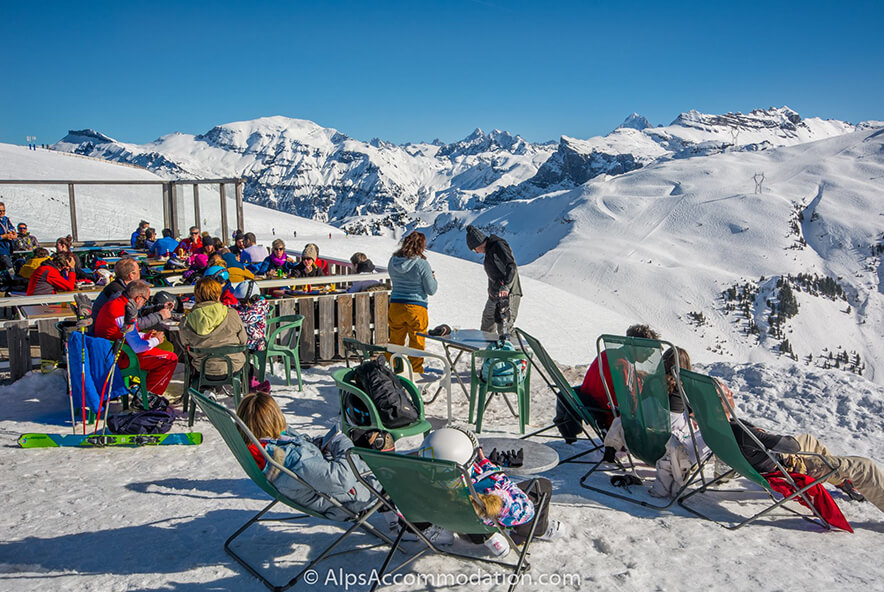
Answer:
[
  {"left": 194, "top": 276, "right": 222, "bottom": 303},
  {"left": 208, "top": 254, "right": 227, "bottom": 268},
  {"left": 236, "top": 392, "right": 287, "bottom": 441},
  {"left": 472, "top": 492, "right": 503, "bottom": 519}
]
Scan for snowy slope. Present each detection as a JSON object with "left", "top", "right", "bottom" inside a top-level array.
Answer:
[
  {"left": 432, "top": 128, "right": 884, "bottom": 384},
  {"left": 2, "top": 135, "right": 884, "bottom": 592}
]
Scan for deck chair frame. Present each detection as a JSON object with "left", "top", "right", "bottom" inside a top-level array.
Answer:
[
  {"left": 675, "top": 370, "right": 837, "bottom": 530},
  {"left": 514, "top": 328, "right": 606, "bottom": 464},
  {"left": 579, "top": 334, "right": 708, "bottom": 509},
  {"left": 346, "top": 448, "right": 545, "bottom": 592},
  {"left": 190, "top": 388, "right": 395, "bottom": 592}
]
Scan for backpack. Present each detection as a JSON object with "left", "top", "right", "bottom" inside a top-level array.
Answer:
[
  {"left": 480, "top": 341, "right": 528, "bottom": 388},
  {"left": 352, "top": 358, "right": 419, "bottom": 428},
  {"left": 107, "top": 409, "right": 175, "bottom": 434}
]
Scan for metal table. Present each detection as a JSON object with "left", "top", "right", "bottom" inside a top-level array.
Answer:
[
  {"left": 420, "top": 329, "right": 502, "bottom": 402},
  {"left": 478, "top": 437, "right": 559, "bottom": 476}
]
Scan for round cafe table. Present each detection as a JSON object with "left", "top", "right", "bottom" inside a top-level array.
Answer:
[{"left": 478, "top": 436, "right": 559, "bottom": 476}]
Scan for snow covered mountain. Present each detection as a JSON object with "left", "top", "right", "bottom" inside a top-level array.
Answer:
[
  {"left": 53, "top": 107, "right": 864, "bottom": 234},
  {"left": 486, "top": 107, "right": 860, "bottom": 202},
  {"left": 54, "top": 118, "right": 554, "bottom": 233}
]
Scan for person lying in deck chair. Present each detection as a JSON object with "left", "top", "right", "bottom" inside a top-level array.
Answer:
[
  {"left": 666, "top": 347, "right": 882, "bottom": 511},
  {"left": 236, "top": 391, "right": 384, "bottom": 520},
  {"left": 417, "top": 427, "right": 564, "bottom": 556},
  {"left": 717, "top": 392, "right": 884, "bottom": 512}
]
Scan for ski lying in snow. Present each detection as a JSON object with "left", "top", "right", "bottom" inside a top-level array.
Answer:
[{"left": 17, "top": 432, "right": 203, "bottom": 448}]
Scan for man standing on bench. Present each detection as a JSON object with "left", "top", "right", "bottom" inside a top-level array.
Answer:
[{"left": 465, "top": 225, "right": 522, "bottom": 340}]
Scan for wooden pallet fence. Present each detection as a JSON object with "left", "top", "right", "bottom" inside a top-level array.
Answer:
[{"left": 268, "top": 290, "right": 390, "bottom": 365}]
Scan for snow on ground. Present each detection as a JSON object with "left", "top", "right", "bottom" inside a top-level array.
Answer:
[
  {"left": 2, "top": 139, "right": 884, "bottom": 591},
  {"left": 1, "top": 295, "right": 884, "bottom": 592}
]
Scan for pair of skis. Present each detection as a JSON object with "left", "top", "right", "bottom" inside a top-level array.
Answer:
[{"left": 18, "top": 432, "right": 203, "bottom": 448}]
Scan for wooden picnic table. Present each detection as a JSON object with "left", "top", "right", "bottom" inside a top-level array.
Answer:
[{"left": 20, "top": 303, "right": 75, "bottom": 320}]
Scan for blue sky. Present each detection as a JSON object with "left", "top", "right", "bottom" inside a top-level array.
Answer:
[{"left": 1, "top": 0, "right": 882, "bottom": 146}]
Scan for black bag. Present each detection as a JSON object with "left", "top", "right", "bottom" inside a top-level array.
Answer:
[
  {"left": 107, "top": 409, "right": 175, "bottom": 434},
  {"left": 352, "top": 358, "right": 418, "bottom": 428}
]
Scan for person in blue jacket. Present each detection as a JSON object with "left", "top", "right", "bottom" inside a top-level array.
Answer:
[
  {"left": 387, "top": 231, "right": 437, "bottom": 374},
  {"left": 130, "top": 220, "right": 149, "bottom": 248},
  {"left": 0, "top": 202, "right": 17, "bottom": 270},
  {"left": 237, "top": 391, "right": 381, "bottom": 520},
  {"left": 149, "top": 228, "right": 180, "bottom": 258}
]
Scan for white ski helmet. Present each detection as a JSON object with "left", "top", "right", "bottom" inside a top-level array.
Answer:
[{"left": 419, "top": 426, "right": 479, "bottom": 465}]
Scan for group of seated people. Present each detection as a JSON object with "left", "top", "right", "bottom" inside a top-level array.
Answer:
[
  {"left": 237, "top": 392, "right": 563, "bottom": 556},
  {"left": 559, "top": 323, "right": 884, "bottom": 515}
]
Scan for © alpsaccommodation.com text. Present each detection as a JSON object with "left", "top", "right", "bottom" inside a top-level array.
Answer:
[{"left": 304, "top": 567, "right": 582, "bottom": 589}]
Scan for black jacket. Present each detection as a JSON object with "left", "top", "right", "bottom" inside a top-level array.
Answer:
[
  {"left": 483, "top": 235, "right": 522, "bottom": 296},
  {"left": 91, "top": 279, "right": 163, "bottom": 332},
  {"left": 731, "top": 420, "right": 800, "bottom": 473}
]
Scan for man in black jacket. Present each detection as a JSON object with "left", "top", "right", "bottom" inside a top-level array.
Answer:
[
  {"left": 90, "top": 258, "right": 171, "bottom": 332},
  {"left": 465, "top": 225, "right": 522, "bottom": 337}
]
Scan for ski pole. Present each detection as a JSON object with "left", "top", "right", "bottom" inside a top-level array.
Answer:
[
  {"left": 98, "top": 356, "right": 120, "bottom": 434},
  {"left": 65, "top": 338, "right": 76, "bottom": 435},
  {"left": 94, "top": 338, "right": 126, "bottom": 434},
  {"left": 80, "top": 323, "right": 88, "bottom": 435}
]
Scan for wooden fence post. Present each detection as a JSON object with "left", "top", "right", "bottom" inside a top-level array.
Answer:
[
  {"left": 373, "top": 292, "right": 389, "bottom": 346},
  {"left": 337, "top": 294, "right": 354, "bottom": 357},
  {"left": 354, "top": 294, "right": 371, "bottom": 344},
  {"left": 7, "top": 320, "right": 32, "bottom": 380},
  {"left": 37, "top": 319, "right": 63, "bottom": 363},
  {"left": 318, "top": 296, "right": 335, "bottom": 360},
  {"left": 297, "top": 297, "right": 316, "bottom": 364},
  {"left": 193, "top": 184, "right": 200, "bottom": 231},
  {"left": 68, "top": 183, "right": 79, "bottom": 242}
]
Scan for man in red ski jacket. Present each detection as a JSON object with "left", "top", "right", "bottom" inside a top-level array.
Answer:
[{"left": 94, "top": 280, "right": 178, "bottom": 397}]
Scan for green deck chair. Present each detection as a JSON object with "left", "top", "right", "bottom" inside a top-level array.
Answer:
[
  {"left": 252, "top": 314, "right": 304, "bottom": 390},
  {"left": 468, "top": 349, "right": 532, "bottom": 434},
  {"left": 342, "top": 337, "right": 387, "bottom": 368},
  {"left": 579, "top": 334, "right": 700, "bottom": 509},
  {"left": 515, "top": 328, "right": 606, "bottom": 463},
  {"left": 333, "top": 367, "right": 432, "bottom": 441},
  {"left": 183, "top": 345, "right": 249, "bottom": 427},
  {"left": 347, "top": 448, "right": 544, "bottom": 592},
  {"left": 189, "top": 388, "right": 394, "bottom": 592},
  {"left": 676, "top": 369, "right": 836, "bottom": 530}
]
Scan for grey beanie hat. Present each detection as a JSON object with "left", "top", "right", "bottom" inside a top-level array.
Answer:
[
  {"left": 465, "top": 225, "right": 487, "bottom": 251},
  {"left": 302, "top": 243, "right": 319, "bottom": 260}
]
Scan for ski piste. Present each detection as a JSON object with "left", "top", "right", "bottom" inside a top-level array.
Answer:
[{"left": 18, "top": 432, "right": 203, "bottom": 448}]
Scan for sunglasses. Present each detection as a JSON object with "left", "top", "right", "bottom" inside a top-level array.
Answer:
[
  {"left": 273, "top": 247, "right": 285, "bottom": 252},
  {"left": 190, "top": 232, "right": 200, "bottom": 236}
]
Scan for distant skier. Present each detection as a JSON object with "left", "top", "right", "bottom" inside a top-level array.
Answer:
[
  {"left": 293, "top": 230, "right": 297, "bottom": 238},
  {"left": 272, "top": 228, "right": 275, "bottom": 236}
]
